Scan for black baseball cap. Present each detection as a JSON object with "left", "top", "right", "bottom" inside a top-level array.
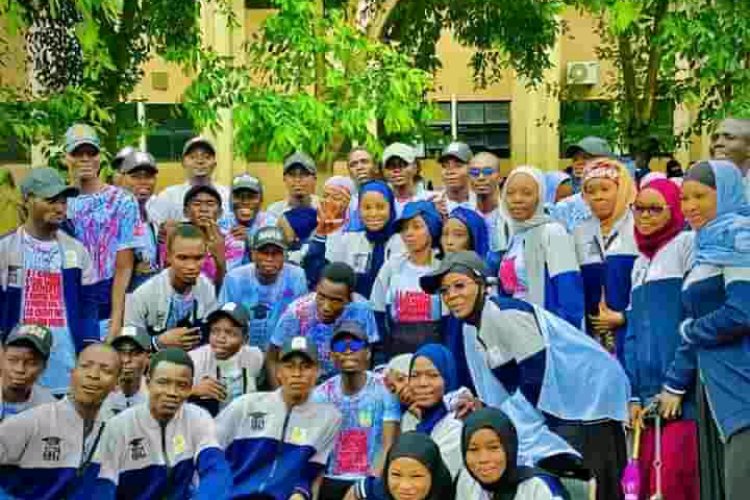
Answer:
[
  {"left": 182, "top": 136, "right": 216, "bottom": 157},
  {"left": 183, "top": 184, "right": 222, "bottom": 207},
  {"left": 252, "top": 226, "right": 287, "bottom": 251},
  {"left": 280, "top": 336, "right": 319, "bottom": 363},
  {"left": 111, "top": 326, "right": 151, "bottom": 352},
  {"left": 331, "top": 320, "right": 368, "bottom": 344},
  {"left": 206, "top": 302, "right": 250, "bottom": 329},
  {"left": 420, "top": 251, "right": 488, "bottom": 294},
  {"left": 4, "top": 324, "right": 53, "bottom": 360},
  {"left": 439, "top": 142, "right": 473, "bottom": 164},
  {"left": 283, "top": 152, "right": 316, "bottom": 175},
  {"left": 120, "top": 151, "right": 158, "bottom": 175}
]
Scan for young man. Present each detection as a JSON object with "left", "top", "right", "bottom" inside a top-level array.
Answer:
[
  {"left": 64, "top": 124, "right": 139, "bottom": 338},
  {"left": 0, "top": 324, "right": 55, "bottom": 422},
  {"left": 119, "top": 151, "right": 162, "bottom": 290},
  {"left": 268, "top": 262, "right": 378, "bottom": 384},
  {"left": 99, "top": 326, "right": 151, "bottom": 419},
  {"left": 711, "top": 117, "right": 750, "bottom": 200},
  {"left": 219, "top": 226, "right": 307, "bottom": 351},
  {"left": 438, "top": 141, "right": 476, "bottom": 212},
  {"left": 348, "top": 147, "right": 380, "bottom": 186},
  {"left": 382, "top": 142, "right": 431, "bottom": 217},
  {"left": 217, "top": 335, "right": 342, "bottom": 500},
  {"left": 95, "top": 348, "right": 231, "bottom": 499},
  {"left": 312, "top": 321, "right": 400, "bottom": 500},
  {"left": 150, "top": 136, "right": 231, "bottom": 225},
  {"left": 124, "top": 223, "right": 217, "bottom": 351},
  {"left": 0, "top": 166, "right": 99, "bottom": 396},
  {"left": 228, "top": 173, "right": 276, "bottom": 249},
  {"left": 0, "top": 344, "right": 120, "bottom": 499},
  {"left": 468, "top": 151, "right": 510, "bottom": 252},
  {"left": 267, "top": 152, "right": 320, "bottom": 220},
  {"left": 188, "top": 302, "right": 264, "bottom": 416}
]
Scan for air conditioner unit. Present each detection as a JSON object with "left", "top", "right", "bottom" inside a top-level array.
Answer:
[{"left": 567, "top": 61, "right": 600, "bottom": 86}]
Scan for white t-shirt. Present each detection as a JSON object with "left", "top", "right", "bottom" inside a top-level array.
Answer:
[{"left": 188, "top": 344, "right": 264, "bottom": 409}]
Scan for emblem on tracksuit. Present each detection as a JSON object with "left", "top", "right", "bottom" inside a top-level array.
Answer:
[
  {"left": 249, "top": 412, "right": 267, "bottom": 431},
  {"left": 41, "top": 436, "right": 62, "bottom": 462},
  {"left": 129, "top": 438, "right": 148, "bottom": 461}
]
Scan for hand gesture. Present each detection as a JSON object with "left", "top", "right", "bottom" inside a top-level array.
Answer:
[
  {"left": 204, "top": 221, "right": 226, "bottom": 260},
  {"left": 315, "top": 199, "right": 345, "bottom": 236},
  {"left": 158, "top": 327, "right": 202, "bottom": 351},
  {"left": 230, "top": 225, "right": 247, "bottom": 241},
  {"left": 656, "top": 390, "right": 683, "bottom": 420},
  {"left": 589, "top": 299, "right": 625, "bottom": 334},
  {"left": 192, "top": 376, "right": 227, "bottom": 401},
  {"left": 430, "top": 192, "right": 449, "bottom": 219},
  {"left": 628, "top": 402, "right": 644, "bottom": 430}
]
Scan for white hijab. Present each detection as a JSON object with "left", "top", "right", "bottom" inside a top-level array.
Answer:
[{"left": 501, "top": 166, "right": 553, "bottom": 233}]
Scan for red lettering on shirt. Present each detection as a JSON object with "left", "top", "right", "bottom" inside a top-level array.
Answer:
[{"left": 22, "top": 270, "right": 65, "bottom": 327}]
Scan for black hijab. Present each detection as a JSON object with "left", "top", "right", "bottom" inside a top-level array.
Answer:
[
  {"left": 461, "top": 408, "right": 541, "bottom": 500},
  {"left": 384, "top": 432, "right": 455, "bottom": 500}
]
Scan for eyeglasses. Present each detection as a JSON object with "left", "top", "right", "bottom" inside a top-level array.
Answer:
[
  {"left": 631, "top": 205, "right": 669, "bottom": 216},
  {"left": 469, "top": 167, "right": 497, "bottom": 178},
  {"left": 439, "top": 279, "right": 475, "bottom": 297},
  {"left": 331, "top": 338, "right": 367, "bottom": 353}
]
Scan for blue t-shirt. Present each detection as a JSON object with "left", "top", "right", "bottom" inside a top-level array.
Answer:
[
  {"left": 219, "top": 263, "right": 308, "bottom": 349},
  {"left": 271, "top": 294, "right": 379, "bottom": 380},
  {"left": 312, "top": 372, "right": 400, "bottom": 479}
]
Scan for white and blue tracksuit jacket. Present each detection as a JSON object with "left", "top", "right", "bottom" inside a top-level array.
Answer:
[
  {"left": 216, "top": 389, "right": 342, "bottom": 500},
  {"left": 0, "top": 398, "right": 105, "bottom": 499},
  {"left": 665, "top": 262, "right": 750, "bottom": 441},
  {"left": 624, "top": 232, "right": 697, "bottom": 418},
  {"left": 94, "top": 402, "right": 231, "bottom": 499}
]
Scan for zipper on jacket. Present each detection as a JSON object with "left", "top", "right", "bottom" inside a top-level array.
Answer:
[
  {"left": 160, "top": 423, "right": 173, "bottom": 498},
  {"left": 259, "top": 407, "right": 293, "bottom": 492}
]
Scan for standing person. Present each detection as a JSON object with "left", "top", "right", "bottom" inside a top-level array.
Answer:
[
  {"left": 621, "top": 178, "right": 699, "bottom": 500},
  {"left": 217, "top": 335, "right": 342, "bottom": 500},
  {"left": 188, "top": 302, "right": 264, "bottom": 416},
  {"left": 574, "top": 158, "right": 638, "bottom": 358},
  {"left": 226, "top": 174, "right": 275, "bottom": 258},
  {"left": 220, "top": 226, "right": 307, "bottom": 351},
  {"left": 441, "top": 207, "right": 490, "bottom": 258},
  {"left": 267, "top": 152, "right": 320, "bottom": 221},
  {"left": 710, "top": 117, "right": 750, "bottom": 200},
  {"left": 313, "top": 321, "right": 401, "bottom": 500},
  {"left": 348, "top": 147, "right": 381, "bottom": 186},
  {"left": 0, "top": 344, "right": 120, "bottom": 499},
  {"left": 371, "top": 201, "right": 444, "bottom": 357},
  {"left": 268, "top": 262, "right": 379, "bottom": 383},
  {"left": 670, "top": 160, "right": 750, "bottom": 500},
  {"left": 469, "top": 152, "right": 510, "bottom": 253},
  {"left": 439, "top": 142, "right": 476, "bottom": 212},
  {"left": 382, "top": 432, "right": 454, "bottom": 500},
  {"left": 95, "top": 348, "right": 232, "bottom": 499},
  {"left": 64, "top": 124, "right": 138, "bottom": 338},
  {"left": 665, "top": 158, "right": 683, "bottom": 179},
  {"left": 0, "top": 325, "right": 55, "bottom": 421},
  {"left": 118, "top": 151, "right": 162, "bottom": 291},
  {"left": 124, "top": 223, "right": 217, "bottom": 350},
  {"left": 543, "top": 171, "right": 573, "bottom": 208},
  {"left": 99, "top": 326, "right": 151, "bottom": 420},
  {"left": 277, "top": 205, "right": 319, "bottom": 265},
  {"left": 456, "top": 408, "right": 569, "bottom": 499},
  {"left": 381, "top": 143, "right": 432, "bottom": 217},
  {"left": 491, "top": 166, "right": 584, "bottom": 327},
  {"left": 0, "top": 166, "right": 99, "bottom": 396},
  {"left": 150, "top": 136, "right": 231, "bottom": 225},
  {"left": 420, "top": 251, "right": 630, "bottom": 500},
  {"left": 319, "top": 175, "right": 356, "bottom": 234},
  {"left": 305, "top": 179, "right": 403, "bottom": 298}
]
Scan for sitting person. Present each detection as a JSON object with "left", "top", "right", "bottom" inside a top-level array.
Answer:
[
  {"left": 99, "top": 326, "right": 151, "bottom": 419},
  {"left": 188, "top": 302, "right": 263, "bottom": 416},
  {"left": 383, "top": 432, "right": 454, "bottom": 500},
  {"left": 456, "top": 407, "right": 568, "bottom": 499},
  {"left": 0, "top": 324, "right": 55, "bottom": 422}
]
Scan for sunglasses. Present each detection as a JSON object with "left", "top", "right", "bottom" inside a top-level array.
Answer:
[
  {"left": 469, "top": 167, "right": 497, "bottom": 178},
  {"left": 631, "top": 205, "right": 669, "bottom": 216},
  {"left": 331, "top": 337, "right": 367, "bottom": 353}
]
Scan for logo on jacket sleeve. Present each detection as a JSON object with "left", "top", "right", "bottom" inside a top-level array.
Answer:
[
  {"left": 128, "top": 438, "right": 148, "bottom": 461},
  {"left": 41, "top": 436, "right": 62, "bottom": 462}
]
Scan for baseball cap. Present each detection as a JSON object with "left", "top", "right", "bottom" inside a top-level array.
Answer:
[
  {"left": 439, "top": 142, "right": 473, "bottom": 164},
  {"left": 4, "top": 324, "right": 53, "bottom": 360},
  {"left": 382, "top": 143, "right": 417, "bottom": 165},
  {"left": 64, "top": 123, "right": 100, "bottom": 154},
  {"left": 232, "top": 174, "right": 263, "bottom": 194},
  {"left": 564, "top": 136, "right": 613, "bottom": 158},
  {"left": 113, "top": 146, "right": 137, "bottom": 171},
  {"left": 283, "top": 152, "right": 317, "bottom": 175},
  {"left": 280, "top": 336, "right": 319, "bottom": 363},
  {"left": 252, "top": 226, "right": 287, "bottom": 251},
  {"left": 331, "top": 320, "right": 368, "bottom": 344},
  {"left": 182, "top": 136, "right": 216, "bottom": 157},
  {"left": 206, "top": 302, "right": 250, "bottom": 329},
  {"left": 111, "top": 326, "right": 151, "bottom": 352},
  {"left": 420, "top": 250, "right": 488, "bottom": 295},
  {"left": 183, "top": 184, "right": 222, "bottom": 207},
  {"left": 120, "top": 151, "right": 158, "bottom": 175},
  {"left": 20, "top": 167, "right": 79, "bottom": 200}
]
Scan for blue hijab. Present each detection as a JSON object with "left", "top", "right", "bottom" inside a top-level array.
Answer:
[
  {"left": 410, "top": 343, "right": 458, "bottom": 435},
  {"left": 356, "top": 180, "right": 397, "bottom": 296},
  {"left": 285, "top": 206, "right": 318, "bottom": 243},
  {"left": 396, "top": 201, "right": 444, "bottom": 249},
  {"left": 448, "top": 207, "right": 489, "bottom": 258},
  {"left": 692, "top": 161, "right": 750, "bottom": 267},
  {"left": 543, "top": 171, "right": 571, "bottom": 206}
]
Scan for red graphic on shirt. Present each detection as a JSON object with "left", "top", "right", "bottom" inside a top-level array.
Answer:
[
  {"left": 333, "top": 428, "right": 369, "bottom": 475},
  {"left": 395, "top": 290, "right": 433, "bottom": 323},
  {"left": 22, "top": 270, "right": 65, "bottom": 327}
]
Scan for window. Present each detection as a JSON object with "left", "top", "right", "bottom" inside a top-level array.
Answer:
[
  {"left": 425, "top": 101, "right": 511, "bottom": 158},
  {"left": 245, "top": 0, "right": 275, "bottom": 8},
  {"left": 144, "top": 104, "right": 197, "bottom": 161}
]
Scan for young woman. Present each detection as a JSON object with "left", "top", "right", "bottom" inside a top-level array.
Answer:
[
  {"left": 384, "top": 432, "right": 454, "bottom": 500},
  {"left": 543, "top": 171, "right": 573, "bottom": 207},
  {"left": 441, "top": 207, "right": 490, "bottom": 258},
  {"left": 456, "top": 407, "right": 568, "bottom": 499},
  {"left": 371, "top": 201, "right": 444, "bottom": 356},
  {"left": 574, "top": 158, "right": 638, "bottom": 358},
  {"left": 491, "top": 166, "right": 584, "bottom": 327},
  {"left": 621, "top": 178, "right": 698, "bottom": 500},
  {"left": 304, "top": 180, "right": 404, "bottom": 298},
  {"left": 670, "top": 160, "right": 750, "bottom": 499}
]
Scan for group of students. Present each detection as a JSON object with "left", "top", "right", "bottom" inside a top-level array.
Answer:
[{"left": 0, "top": 117, "right": 748, "bottom": 500}]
